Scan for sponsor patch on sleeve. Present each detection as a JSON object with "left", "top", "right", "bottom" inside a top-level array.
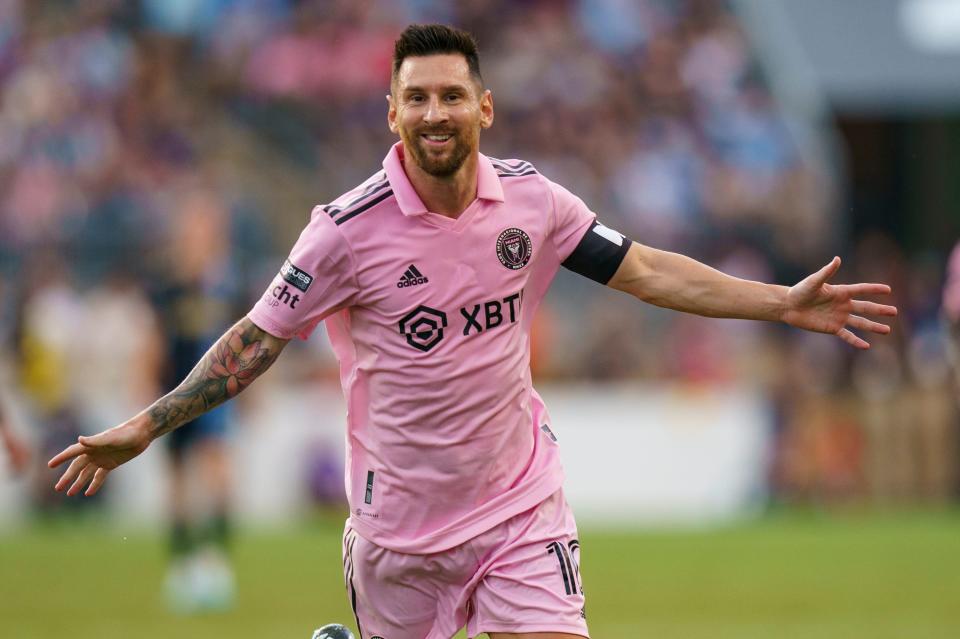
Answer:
[{"left": 279, "top": 259, "right": 313, "bottom": 292}]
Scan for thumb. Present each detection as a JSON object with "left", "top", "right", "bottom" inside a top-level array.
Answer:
[
  {"left": 78, "top": 432, "right": 110, "bottom": 447},
  {"left": 809, "top": 256, "right": 841, "bottom": 287}
]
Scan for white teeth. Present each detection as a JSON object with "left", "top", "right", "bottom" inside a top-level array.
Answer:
[{"left": 425, "top": 135, "right": 451, "bottom": 141}]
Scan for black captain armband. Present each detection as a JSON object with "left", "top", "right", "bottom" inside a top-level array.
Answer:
[{"left": 561, "top": 221, "right": 632, "bottom": 284}]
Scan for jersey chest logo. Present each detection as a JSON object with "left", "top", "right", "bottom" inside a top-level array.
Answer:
[
  {"left": 496, "top": 227, "right": 532, "bottom": 270},
  {"left": 398, "top": 305, "right": 448, "bottom": 352},
  {"left": 397, "top": 290, "right": 523, "bottom": 352}
]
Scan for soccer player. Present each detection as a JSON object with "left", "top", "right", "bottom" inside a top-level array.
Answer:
[
  {"left": 944, "top": 241, "right": 960, "bottom": 389},
  {"left": 0, "top": 402, "right": 30, "bottom": 475},
  {"left": 154, "top": 191, "right": 240, "bottom": 612},
  {"left": 49, "top": 24, "right": 897, "bottom": 639}
]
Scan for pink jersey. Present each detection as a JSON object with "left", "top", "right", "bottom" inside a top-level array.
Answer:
[{"left": 248, "top": 142, "right": 595, "bottom": 553}]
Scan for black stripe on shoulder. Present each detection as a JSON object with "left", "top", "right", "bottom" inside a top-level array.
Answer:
[
  {"left": 326, "top": 180, "right": 391, "bottom": 218},
  {"left": 490, "top": 159, "right": 535, "bottom": 175},
  {"left": 492, "top": 166, "right": 533, "bottom": 176},
  {"left": 491, "top": 160, "right": 536, "bottom": 178},
  {"left": 498, "top": 170, "right": 538, "bottom": 178},
  {"left": 491, "top": 158, "right": 531, "bottom": 171},
  {"left": 334, "top": 189, "right": 394, "bottom": 226},
  {"left": 324, "top": 172, "right": 389, "bottom": 216},
  {"left": 325, "top": 178, "right": 390, "bottom": 217}
]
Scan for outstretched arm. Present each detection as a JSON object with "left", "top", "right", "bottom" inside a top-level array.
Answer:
[
  {"left": 608, "top": 244, "right": 897, "bottom": 349},
  {"left": 48, "top": 317, "right": 289, "bottom": 496}
]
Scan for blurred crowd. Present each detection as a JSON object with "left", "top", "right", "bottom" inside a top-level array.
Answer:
[{"left": 0, "top": 0, "right": 956, "bottom": 509}]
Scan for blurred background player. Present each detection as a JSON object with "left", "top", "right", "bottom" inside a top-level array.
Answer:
[
  {"left": 0, "top": 402, "right": 30, "bottom": 476},
  {"left": 14, "top": 253, "right": 91, "bottom": 512},
  {"left": 944, "top": 242, "right": 960, "bottom": 393},
  {"left": 941, "top": 242, "right": 960, "bottom": 368},
  {"left": 154, "top": 185, "right": 241, "bottom": 613},
  {"left": 0, "top": 272, "right": 30, "bottom": 477}
]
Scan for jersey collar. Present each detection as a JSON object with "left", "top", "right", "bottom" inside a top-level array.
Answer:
[{"left": 383, "top": 142, "right": 505, "bottom": 217}]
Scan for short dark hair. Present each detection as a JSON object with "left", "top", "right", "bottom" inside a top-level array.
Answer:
[{"left": 392, "top": 24, "right": 483, "bottom": 88}]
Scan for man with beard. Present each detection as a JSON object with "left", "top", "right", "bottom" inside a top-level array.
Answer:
[{"left": 49, "top": 24, "right": 897, "bottom": 639}]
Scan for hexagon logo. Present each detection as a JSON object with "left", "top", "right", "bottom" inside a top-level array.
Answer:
[{"left": 398, "top": 305, "right": 448, "bottom": 352}]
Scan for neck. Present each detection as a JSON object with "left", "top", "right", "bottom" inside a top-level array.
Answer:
[{"left": 402, "top": 149, "right": 479, "bottom": 218}]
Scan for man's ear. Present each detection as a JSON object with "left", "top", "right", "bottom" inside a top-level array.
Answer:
[
  {"left": 387, "top": 94, "right": 399, "bottom": 134},
  {"left": 480, "top": 89, "right": 494, "bottom": 129}
]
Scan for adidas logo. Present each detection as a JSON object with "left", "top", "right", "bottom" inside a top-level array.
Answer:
[{"left": 396, "top": 264, "right": 429, "bottom": 288}]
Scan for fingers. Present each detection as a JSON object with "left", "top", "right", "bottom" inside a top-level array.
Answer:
[
  {"left": 54, "top": 455, "right": 87, "bottom": 492},
  {"left": 48, "top": 428, "right": 118, "bottom": 469},
  {"left": 67, "top": 464, "right": 97, "bottom": 497},
  {"left": 847, "top": 314, "right": 892, "bottom": 335},
  {"left": 48, "top": 442, "right": 88, "bottom": 469},
  {"left": 850, "top": 300, "right": 898, "bottom": 317},
  {"left": 836, "top": 311, "right": 893, "bottom": 348},
  {"left": 842, "top": 283, "right": 893, "bottom": 297},
  {"left": 86, "top": 468, "right": 110, "bottom": 496},
  {"left": 54, "top": 453, "right": 111, "bottom": 496},
  {"left": 836, "top": 327, "right": 870, "bottom": 350}
]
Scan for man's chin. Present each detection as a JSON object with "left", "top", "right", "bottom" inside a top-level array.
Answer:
[
  {"left": 413, "top": 145, "right": 466, "bottom": 177},
  {"left": 422, "top": 161, "right": 461, "bottom": 178}
]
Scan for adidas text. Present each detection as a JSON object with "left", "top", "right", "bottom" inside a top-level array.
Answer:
[{"left": 397, "top": 276, "right": 428, "bottom": 288}]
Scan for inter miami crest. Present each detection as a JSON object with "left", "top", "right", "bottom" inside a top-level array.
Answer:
[{"left": 496, "top": 227, "right": 532, "bottom": 270}]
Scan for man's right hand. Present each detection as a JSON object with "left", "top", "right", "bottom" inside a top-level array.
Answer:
[
  {"left": 48, "top": 417, "right": 153, "bottom": 496},
  {"left": 47, "top": 317, "right": 288, "bottom": 497}
]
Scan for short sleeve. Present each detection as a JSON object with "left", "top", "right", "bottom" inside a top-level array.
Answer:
[
  {"left": 248, "top": 208, "right": 359, "bottom": 340},
  {"left": 547, "top": 178, "right": 597, "bottom": 262}
]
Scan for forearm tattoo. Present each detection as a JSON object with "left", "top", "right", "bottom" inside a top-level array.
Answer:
[{"left": 147, "top": 319, "right": 285, "bottom": 438}]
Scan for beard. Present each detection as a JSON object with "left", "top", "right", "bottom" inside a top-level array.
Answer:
[{"left": 403, "top": 128, "right": 473, "bottom": 178}]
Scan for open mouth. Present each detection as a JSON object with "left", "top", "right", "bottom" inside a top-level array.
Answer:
[{"left": 421, "top": 133, "right": 454, "bottom": 147}]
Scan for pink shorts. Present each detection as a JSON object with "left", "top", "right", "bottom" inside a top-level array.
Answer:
[{"left": 341, "top": 489, "right": 589, "bottom": 639}]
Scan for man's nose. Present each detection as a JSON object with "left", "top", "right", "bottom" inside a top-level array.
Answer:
[{"left": 423, "top": 95, "right": 449, "bottom": 124}]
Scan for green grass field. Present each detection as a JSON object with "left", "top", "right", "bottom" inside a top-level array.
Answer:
[{"left": 2, "top": 509, "right": 958, "bottom": 639}]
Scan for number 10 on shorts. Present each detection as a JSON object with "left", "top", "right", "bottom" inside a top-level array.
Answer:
[{"left": 547, "top": 539, "right": 582, "bottom": 596}]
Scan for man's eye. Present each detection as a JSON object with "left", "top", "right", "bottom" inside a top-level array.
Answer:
[{"left": 445, "top": 94, "right": 462, "bottom": 102}]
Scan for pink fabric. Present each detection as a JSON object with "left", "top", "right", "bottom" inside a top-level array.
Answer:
[
  {"left": 248, "top": 142, "right": 596, "bottom": 553},
  {"left": 343, "top": 489, "right": 588, "bottom": 639}
]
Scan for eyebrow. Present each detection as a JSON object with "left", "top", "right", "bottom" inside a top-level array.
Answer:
[{"left": 401, "top": 84, "right": 470, "bottom": 95}]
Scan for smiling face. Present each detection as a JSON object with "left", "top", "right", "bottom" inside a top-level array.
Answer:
[{"left": 388, "top": 53, "right": 494, "bottom": 178}]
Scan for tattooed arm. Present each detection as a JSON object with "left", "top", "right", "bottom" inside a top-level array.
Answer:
[
  {"left": 147, "top": 318, "right": 287, "bottom": 439},
  {"left": 47, "top": 318, "right": 289, "bottom": 496}
]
